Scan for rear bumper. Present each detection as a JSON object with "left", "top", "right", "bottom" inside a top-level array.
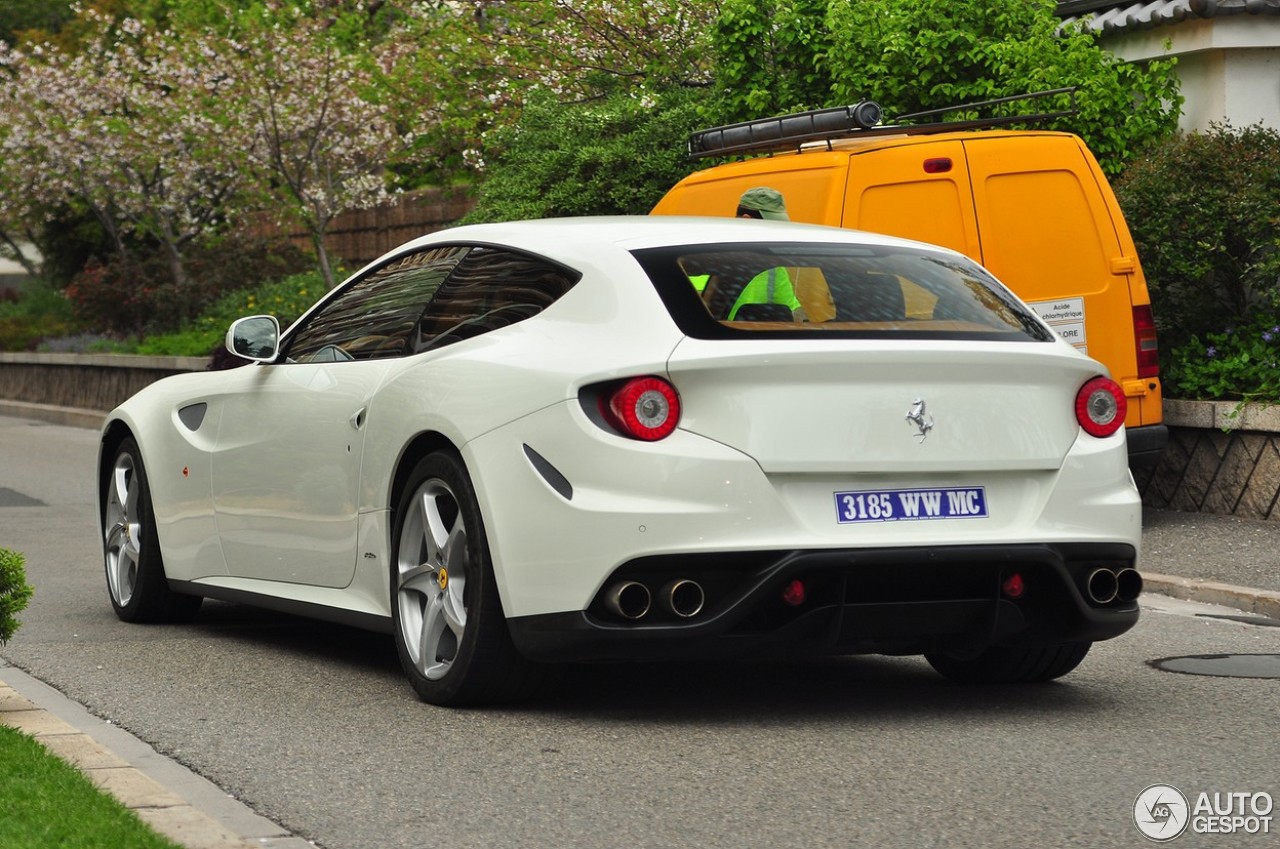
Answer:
[
  {"left": 507, "top": 542, "right": 1140, "bottom": 662},
  {"left": 1127, "top": 424, "right": 1168, "bottom": 468}
]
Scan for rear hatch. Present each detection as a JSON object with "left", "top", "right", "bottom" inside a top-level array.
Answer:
[
  {"left": 666, "top": 338, "right": 1097, "bottom": 474},
  {"left": 630, "top": 233, "right": 1111, "bottom": 533}
]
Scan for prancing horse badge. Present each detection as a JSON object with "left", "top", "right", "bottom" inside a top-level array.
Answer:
[{"left": 905, "top": 397, "right": 934, "bottom": 442}]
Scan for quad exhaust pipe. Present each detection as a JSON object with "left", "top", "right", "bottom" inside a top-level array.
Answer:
[
  {"left": 1085, "top": 567, "right": 1143, "bottom": 605},
  {"left": 604, "top": 581, "right": 651, "bottom": 620},
  {"left": 603, "top": 578, "right": 705, "bottom": 620},
  {"left": 661, "top": 579, "right": 705, "bottom": 619}
]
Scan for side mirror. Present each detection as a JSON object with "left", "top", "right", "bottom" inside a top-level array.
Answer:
[{"left": 226, "top": 315, "right": 280, "bottom": 362}]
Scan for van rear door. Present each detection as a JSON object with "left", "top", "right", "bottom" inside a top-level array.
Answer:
[
  {"left": 961, "top": 134, "right": 1149, "bottom": 427},
  {"left": 840, "top": 140, "right": 980, "bottom": 260}
]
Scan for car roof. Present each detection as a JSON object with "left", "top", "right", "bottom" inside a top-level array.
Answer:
[{"left": 396, "top": 215, "right": 950, "bottom": 258}]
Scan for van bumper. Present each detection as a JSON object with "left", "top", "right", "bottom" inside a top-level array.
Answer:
[{"left": 1128, "top": 424, "right": 1168, "bottom": 468}]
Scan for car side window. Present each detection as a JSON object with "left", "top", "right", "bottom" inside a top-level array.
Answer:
[
  {"left": 412, "top": 246, "right": 579, "bottom": 353},
  {"left": 283, "top": 247, "right": 467, "bottom": 363}
]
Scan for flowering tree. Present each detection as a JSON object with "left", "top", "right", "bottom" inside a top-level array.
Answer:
[
  {"left": 385, "top": 0, "right": 720, "bottom": 178},
  {"left": 227, "top": 14, "right": 408, "bottom": 289},
  {"left": 0, "top": 16, "right": 251, "bottom": 304},
  {"left": 0, "top": 115, "right": 43, "bottom": 276}
]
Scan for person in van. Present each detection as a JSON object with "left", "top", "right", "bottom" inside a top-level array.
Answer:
[{"left": 690, "top": 187, "right": 807, "bottom": 321}]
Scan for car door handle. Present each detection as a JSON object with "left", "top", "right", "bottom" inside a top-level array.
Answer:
[{"left": 349, "top": 407, "right": 367, "bottom": 430}]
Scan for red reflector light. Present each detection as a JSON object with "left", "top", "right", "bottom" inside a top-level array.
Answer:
[
  {"left": 782, "top": 579, "right": 807, "bottom": 607},
  {"left": 1133, "top": 305, "right": 1160, "bottom": 378},
  {"left": 602, "top": 377, "right": 680, "bottom": 441},
  {"left": 1075, "top": 376, "right": 1127, "bottom": 438},
  {"left": 1002, "top": 573, "right": 1025, "bottom": 599},
  {"left": 923, "top": 157, "right": 953, "bottom": 174}
]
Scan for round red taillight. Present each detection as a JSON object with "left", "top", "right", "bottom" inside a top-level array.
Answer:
[
  {"left": 1075, "top": 377, "right": 1127, "bottom": 438},
  {"left": 604, "top": 377, "right": 680, "bottom": 441}
]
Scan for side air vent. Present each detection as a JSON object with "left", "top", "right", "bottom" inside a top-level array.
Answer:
[{"left": 178, "top": 403, "right": 208, "bottom": 431}]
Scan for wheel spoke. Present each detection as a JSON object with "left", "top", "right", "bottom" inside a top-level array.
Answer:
[
  {"left": 399, "top": 560, "right": 437, "bottom": 594},
  {"left": 421, "top": 487, "right": 453, "bottom": 564},
  {"left": 418, "top": 591, "right": 453, "bottom": 680}
]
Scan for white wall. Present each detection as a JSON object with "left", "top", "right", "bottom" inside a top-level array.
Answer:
[{"left": 1098, "top": 17, "right": 1280, "bottom": 133}]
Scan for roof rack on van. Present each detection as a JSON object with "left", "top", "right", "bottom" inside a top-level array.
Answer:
[{"left": 687, "top": 87, "right": 1078, "bottom": 159}]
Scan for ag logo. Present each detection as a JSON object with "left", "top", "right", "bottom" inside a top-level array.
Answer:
[{"left": 1134, "top": 784, "right": 1190, "bottom": 841}]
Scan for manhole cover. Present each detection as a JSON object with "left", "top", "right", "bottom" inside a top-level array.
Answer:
[{"left": 1150, "top": 654, "right": 1280, "bottom": 679}]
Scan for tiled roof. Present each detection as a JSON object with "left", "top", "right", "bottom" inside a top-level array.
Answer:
[{"left": 1058, "top": 0, "right": 1280, "bottom": 34}]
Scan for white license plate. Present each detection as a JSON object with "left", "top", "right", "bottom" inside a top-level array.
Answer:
[{"left": 834, "top": 487, "right": 989, "bottom": 524}]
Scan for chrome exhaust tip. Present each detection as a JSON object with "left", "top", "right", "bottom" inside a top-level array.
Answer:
[
  {"left": 1086, "top": 568, "right": 1119, "bottom": 605},
  {"left": 1115, "top": 568, "right": 1143, "bottom": 603},
  {"left": 661, "top": 579, "right": 705, "bottom": 619},
  {"left": 604, "top": 581, "right": 651, "bottom": 620}
]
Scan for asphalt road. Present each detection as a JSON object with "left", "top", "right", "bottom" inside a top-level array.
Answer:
[{"left": 2, "top": 414, "right": 1279, "bottom": 849}]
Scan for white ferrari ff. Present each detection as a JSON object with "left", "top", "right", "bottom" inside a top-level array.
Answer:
[{"left": 98, "top": 216, "right": 1143, "bottom": 705}]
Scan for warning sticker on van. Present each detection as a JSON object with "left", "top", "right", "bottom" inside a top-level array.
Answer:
[{"left": 1028, "top": 297, "right": 1087, "bottom": 353}]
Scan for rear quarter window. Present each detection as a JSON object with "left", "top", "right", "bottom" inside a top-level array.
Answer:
[{"left": 632, "top": 241, "right": 1054, "bottom": 342}]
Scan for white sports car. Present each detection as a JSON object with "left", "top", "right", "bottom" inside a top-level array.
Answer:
[{"left": 98, "top": 216, "right": 1143, "bottom": 705}]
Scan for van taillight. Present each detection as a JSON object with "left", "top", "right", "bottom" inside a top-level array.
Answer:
[
  {"left": 1133, "top": 305, "right": 1159, "bottom": 378},
  {"left": 923, "top": 158, "right": 952, "bottom": 174}
]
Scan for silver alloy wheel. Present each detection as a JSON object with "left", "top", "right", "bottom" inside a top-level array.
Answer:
[
  {"left": 396, "top": 477, "right": 469, "bottom": 681},
  {"left": 103, "top": 451, "right": 142, "bottom": 607}
]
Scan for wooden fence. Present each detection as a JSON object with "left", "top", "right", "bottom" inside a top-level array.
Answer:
[{"left": 245, "top": 185, "right": 477, "bottom": 267}]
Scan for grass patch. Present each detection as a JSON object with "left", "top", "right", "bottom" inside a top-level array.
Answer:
[{"left": 0, "top": 724, "right": 185, "bottom": 849}]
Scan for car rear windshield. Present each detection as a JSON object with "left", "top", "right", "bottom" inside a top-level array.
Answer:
[{"left": 631, "top": 241, "right": 1055, "bottom": 342}]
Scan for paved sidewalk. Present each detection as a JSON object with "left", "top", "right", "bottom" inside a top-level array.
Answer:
[
  {"left": 0, "top": 663, "right": 313, "bottom": 849},
  {"left": 1142, "top": 505, "right": 1280, "bottom": 619},
  {"left": 3, "top": 403, "right": 1280, "bottom": 849}
]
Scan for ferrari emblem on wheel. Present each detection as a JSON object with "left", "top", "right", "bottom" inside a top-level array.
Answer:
[{"left": 436, "top": 567, "right": 449, "bottom": 590}]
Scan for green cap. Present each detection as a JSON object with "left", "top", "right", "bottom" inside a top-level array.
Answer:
[{"left": 738, "top": 187, "right": 789, "bottom": 220}]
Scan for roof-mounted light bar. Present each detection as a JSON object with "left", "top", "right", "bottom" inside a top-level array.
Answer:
[{"left": 687, "top": 87, "right": 1078, "bottom": 160}]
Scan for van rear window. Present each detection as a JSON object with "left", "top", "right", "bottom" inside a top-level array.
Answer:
[{"left": 632, "top": 241, "right": 1054, "bottom": 342}]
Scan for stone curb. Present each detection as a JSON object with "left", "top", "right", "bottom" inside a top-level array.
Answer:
[
  {"left": 1141, "top": 572, "right": 1280, "bottom": 621},
  {"left": 0, "top": 665, "right": 313, "bottom": 849},
  {"left": 0, "top": 399, "right": 106, "bottom": 430}
]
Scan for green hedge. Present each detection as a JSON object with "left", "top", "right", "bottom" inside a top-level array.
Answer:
[
  {"left": 1115, "top": 124, "right": 1280, "bottom": 402},
  {"left": 0, "top": 548, "right": 34, "bottom": 645}
]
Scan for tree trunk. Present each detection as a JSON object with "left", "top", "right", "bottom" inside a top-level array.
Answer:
[
  {"left": 0, "top": 231, "right": 40, "bottom": 277},
  {"left": 311, "top": 226, "right": 336, "bottom": 290}
]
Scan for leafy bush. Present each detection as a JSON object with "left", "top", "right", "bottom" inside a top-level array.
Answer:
[
  {"left": 0, "top": 279, "right": 82, "bottom": 351},
  {"left": 713, "top": 0, "right": 1181, "bottom": 176},
  {"left": 461, "top": 87, "right": 707, "bottom": 224},
  {"left": 63, "top": 238, "right": 311, "bottom": 338},
  {"left": 1116, "top": 124, "right": 1280, "bottom": 359},
  {"left": 0, "top": 548, "right": 34, "bottom": 645},
  {"left": 128, "top": 269, "right": 335, "bottom": 358},
  {"left": 1163, "top": 311, "right": 1280, "bottom": 403}
]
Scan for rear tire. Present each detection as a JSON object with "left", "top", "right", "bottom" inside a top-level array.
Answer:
[
  {"left": 101, "top": 437, "right": 202, "bottom": 623},
  {"left": 925, "top": 641, "right": 1091, "bottom": 684},
  {"left": 391, "top": 451, "right": 547, "bottom": 706}
]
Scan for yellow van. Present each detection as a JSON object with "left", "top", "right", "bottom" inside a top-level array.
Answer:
[{"left": 652, "top": 101, "right": 1166, "bottom": 467}]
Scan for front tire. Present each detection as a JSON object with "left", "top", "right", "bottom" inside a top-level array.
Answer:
[
  {"left": 925, "top": 642, "right": 1091, "bottom": 684},
  {"left": 101, "top": 437, "right": 202, "bottom": 623},
  {"left": 391, "top": 451, "right": 544, "bottom": 706}
]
